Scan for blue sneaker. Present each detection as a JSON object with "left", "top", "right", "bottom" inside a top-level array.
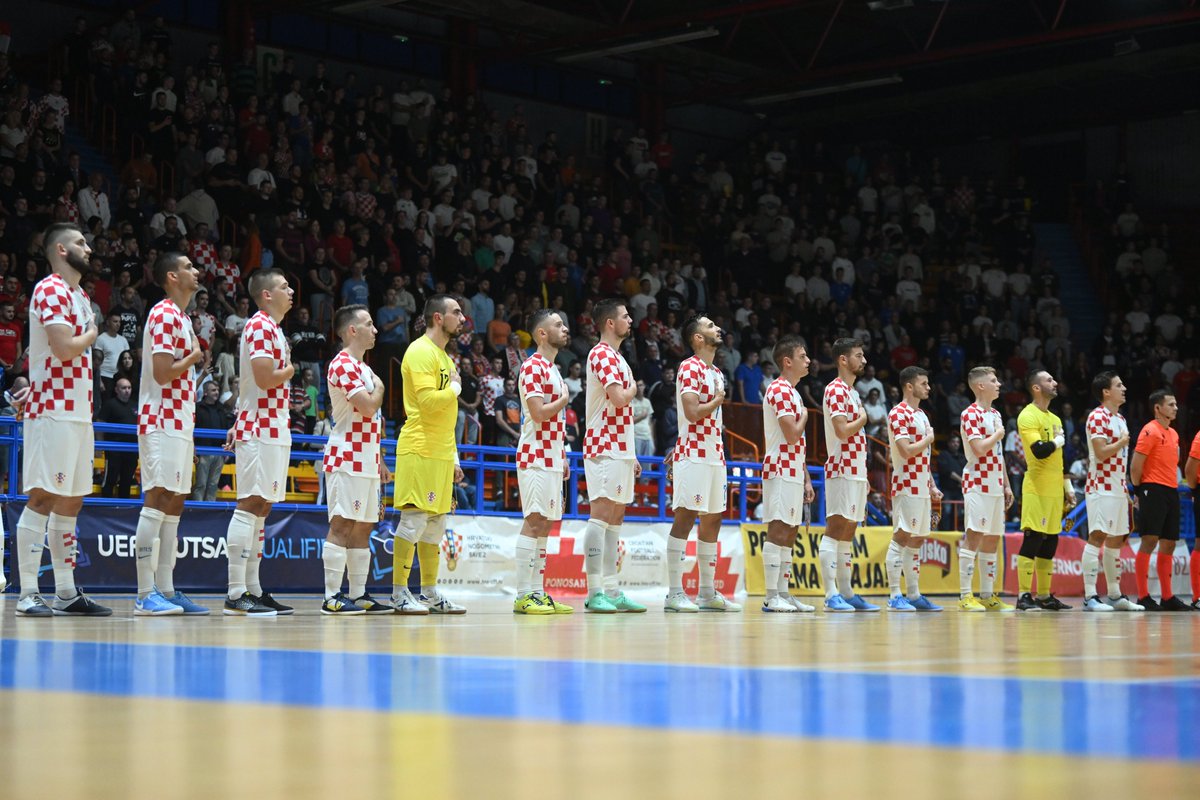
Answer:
[
  {"left": 165, "top": 590, "right": 211, "bottom": 615},
  {"left": 909, "top": 595, "right": 943, "bottom": 612},
  {"left": 824, "top": 594, "right": 855, "bottom": 613},
  {"left": 134, "top": 590, "right": 185, "bottom": 616},
  {"left": 844, "top": 594, "right": 881, "bottom": 612},
  {"left": 887, "top": 595, "right": 916, "bottom": 612}
]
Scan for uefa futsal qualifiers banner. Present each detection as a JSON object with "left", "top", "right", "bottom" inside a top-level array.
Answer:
[{"left": 1, "top": 503, "right": 745, "bottom": 596}]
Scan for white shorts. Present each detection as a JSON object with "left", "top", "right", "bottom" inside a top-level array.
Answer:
[
  {"left": 825, "top": 477, "right": 868, "bottom": 523},
  {"left": 326, "top": 471, "right": 382, "bottom": 523},
  {"left": 138, "top": 431, "right": 195, "bottom": 494},
  {"left": 762, "top": 477, "right": 805, "bottom": 526},
  {"left": 235, "top": 439, "right": 289, "bottom": 503},
  {"left": 672, "top": 460, "right": 728, "bottom": 515},
  {"left": 584, "top": 457, "right": 636, "bottom": 505},
  {"left": 1086, "top": 493, "right": 1130, "bottom": 537},
  {"left": 892, "top": 495, "right": 931, "bottom": 536},
  {"left": 518, "top": 467, "right": 564, "bottom": 521},
  {"left": 965, "top": 492, "right": 1005, "bottom": 536},
  {"left": 23, "top": 417, "right": 94, "bottom": 498}
]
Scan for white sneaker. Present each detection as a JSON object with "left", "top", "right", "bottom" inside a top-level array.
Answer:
[
  {"left": 419, "top": 590, "right": 467, "bottom": 615},
  {"left": 15, "top": 594, "right": 53, "bottom": 617},
  {"left": 698, "top": 593, "right": 743, "bottom": 612},
  {"left": 1083, "top": 595, "right": 1114, "bottom": 612},
  {"left": 785, "top": 594, "right": 817, "bottom": 612},
  {"left": 391, "top": 587, "right": 431, "bottom": 615},
  {"left": 762, "top": 595, "right": 796, "bottom": 613},
  {"left": 664, "top": 591, "right": 699, "bottom": 612},
  {"left": 1107, "top": 595, "right": 1145, "bottom": 612}
]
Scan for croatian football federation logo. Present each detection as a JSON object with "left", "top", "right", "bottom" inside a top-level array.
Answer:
[
  {"left": 272, "top": 480, "right": 279, "bottom": 493},
  {"left": 353, "top": 499, "right": 362, "bottom": 512},
  {"left": 616, "top": 538, "right": 627, "bottom": 573},
  {"left": 694, "top": 494, "right": 702, "bottom": 505},
  {"left": 549, "top": 497, "right": 556, "bottom": 510},
  {"left": 175, "top": 470, "right": 181, "bottom": 483},
  {"left": 54, "top": 472, "right": 65, "bottom": 484},
  {"left": 441, "top": 528, "right": 464, "bottom": 571},
  {"left": 616, "top": 484, "right": 622, "bottom": 495},
  {"left": 427, "top": 490, "right": 437, "bottom": 504}
]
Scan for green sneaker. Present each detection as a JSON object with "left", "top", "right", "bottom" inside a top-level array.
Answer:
[
  {"left": 584, "top": 590, "right": 618, "bottom": 613},
  {"left": 607, "top": 591, "right": 647, "bottom": 613}
]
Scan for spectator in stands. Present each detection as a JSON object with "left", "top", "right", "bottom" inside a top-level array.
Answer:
[{"left": 96, "top": 377, "right": 138, "bottom": 498}]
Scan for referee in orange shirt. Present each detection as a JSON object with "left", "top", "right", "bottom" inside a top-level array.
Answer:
[
  {"left": 1130, "top": 389, "right": 1189, "bottom": 611},
  {"left": 1184, "top": 428, "right": 1200, "bottom": 610}
]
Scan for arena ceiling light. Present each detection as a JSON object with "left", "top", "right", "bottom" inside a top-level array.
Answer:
[
  {"left": 555, "top": 27, "right": 721, "bottom": 63},
  {"left": 746, "top": 74, "right": 903, "bottom": 105}
]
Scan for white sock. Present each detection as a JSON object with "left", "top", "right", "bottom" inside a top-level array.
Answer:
[
  {"left": 225, "top": 509, "right": 256, "bottom": 599},
  {"left": 979, "top": 551, "right": 998, "bottom": 599},
  {"left": 667, "top": 536, "right": 687, "bottom": 592},
  {"left": 322, "top": 542, "right": 347, "bottom": 599},
  {"left": 584, "top": 519, "right": 606, "bottom": 595},
  {"left": 1103, "top": 546, "right": 1122, "bottom": 599},
  {"left": 603, "top": 525, "right": 621, "bottom": 596},
  {"left": 903, "top": 545, "right": 921, "bottom": 600},
  {"left": 1082, "top": 543, "right": 1101, "bottom": 598},
  {"left": 762, "top": 542, "right": 783, "bottom": 599},
  {"left": 836, "top": 540, "right": 853, "bottom": 599},
  {"left": 47, "top": 513, "right": 78, "bottom": 599},
  {"left": 777, "top": 543, "right": 793, "bottom": 595},
  {"left": 347, "top": 548, "right": 369, "bottom": 598},
  {"left": 134, "top": 507, "right": 166, "bottom": 598},
  {"left": 15, "top": 508, "right": 49, "bottom": 598},
  {"left": 886, "top": 540, "right": 903, "bottom": 598},
  {"left": 818, "top": 536, "right": 839, "bottom": 599},
  {"left": 246, "top": 516, "right": 266, "bottom": 595},
  {"left": 959, "top": 549, "right": 977, "bottom": 598},
  {"left": 157, "top": 515, "right": 180, "bottom": 595},
  {"left": 515, "top": 534, "right": 538, "bottom": 596},
  {"left": 536, "top": 542, "right": 548, "bottom": 593},
  {"left": 697, "top": 541, "right": 717, "bottom": 598}
]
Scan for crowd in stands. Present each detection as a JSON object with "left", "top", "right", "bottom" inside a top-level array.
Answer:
[{"left": 0, "top": 8, "right": 1194, "bottom": 520}]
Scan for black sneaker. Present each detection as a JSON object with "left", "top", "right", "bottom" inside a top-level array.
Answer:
[
  {"left": 223, "top": 592, "right": 277, "bottom": 617},
  {"left": 1036, "top": 594, "right": 1072, "bottom": 611},
  {"left": 256, "top": 592, "right": 294, "bottom": 615},
  {"left": 320, "top": 593, "right": 365, "bottom": 616},
  {"left": 51, "top": 590, "right": 113, "bottom": 616},
  {"left": 1138, "top": 595, "right": 1162, "bottom": 611},
  {"left": 353, "top": 593, "right": 395, "bottom": 614},
  {"left": 1016, "top": 592, "right": 1042, "bottom": 611},
  {"left": 1160, "top": 596, "right": 1193, "bottom": 612}
]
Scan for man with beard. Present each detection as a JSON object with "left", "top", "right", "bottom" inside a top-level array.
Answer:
[
  {"left": 390, "top": 295, "right": 468, "bottom": 615},
  {"left": 12, "top": 224, "right": 109, "bottom": 616}
]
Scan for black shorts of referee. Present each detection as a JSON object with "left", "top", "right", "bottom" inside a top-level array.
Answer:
[{"left": 1137, "top": 483, "right": 1180, "bottom": 541}]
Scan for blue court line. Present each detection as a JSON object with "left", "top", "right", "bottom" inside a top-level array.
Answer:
[{"left": 1, "top": 637, "right": 1197, "bottom": 762}]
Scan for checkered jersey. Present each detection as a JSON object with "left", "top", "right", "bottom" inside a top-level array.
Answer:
[
  {"left": 762, "top": 377, "right": 806, "bottom": 482},
  {"left": 674, "top": 355, "right": 725, "bottom": 464},
  {"left": 480, "top": 374, "right": 504, "bottom": 415},
  {"left": 961, "top": 403, "right": 1004, "bottom": 494},
  {"left": 25, "top": 273, "right": 94, "bottom": 422},
  {"left": 189, "top": 240, "right": 218, "bottom": 279},
  {"left": 822, "top": 378, "right": 866, "bottom": 480},
  {"left": 584, "top": 342, "right": 635, "bottom": 460},
  {"left": 517, "top": 352, "right": 566, "bottom": 470},
  {"left": 323, "top": 350, "right": 383, "bottom": 476},
  {"left": 233, "top": 311, "right": 292, "bottom": 445},
  {"left": 888, "top": 401, "right": 932, "bottom": 497},
  {"left": 138, "top": 299, "right": 196, "bottom": 438},
  {"left": 212, "top": 259, "right": 241, "bottom": 295},
  {"left": 1086, "top": 406, "right": 1128, "bottom": 496}
]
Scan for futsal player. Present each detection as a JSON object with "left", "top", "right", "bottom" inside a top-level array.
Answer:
[
  {"left": 664, "top": 316, "right": 739, "bottom": 612},
  {"left": 759, "top": 335, "right": 816, "bottom": 613},
  {"left": 819, "top": 337, "right": 877, "bottom": 612},
  {"left": 1015, "top": 369, "right": 1074, "bottom": 611},
  {"left": 319, "top": 305, "right": 393, "bottom": 615},
  {"left": 513, "top": 309, "right": 574, "bottom": 615},
  {"left": 1130, "top": 390, "right": 1189, "bottom": 611},
  {"left": 884, "top": 366, "right": 943, "bottom": 612},
  {"left": 12, "top": 223, "right": 110, "bottom": 616},
  {"left": 1080, "top": 372, "right": 1142, "bottom": 611},
  {"left": 132, "top": 252, "right": 209, "bottom": 616},
  {"left": 222, "top": 269, "right": 296, "bottom": 617},
  {"left": 391, "top": 295, "right": 467, "bottom": 614},
  {"left": 958, "top": 366, "right": 1015, "bottom": 612},
  {"left": 581, "top": 299, "right": 645, "bottom": 613},
  {"left": 1184, "top": 429, "right": 1200, "bottom": 610}
]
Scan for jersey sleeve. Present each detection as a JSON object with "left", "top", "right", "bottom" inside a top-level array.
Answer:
[
  {"left": 587, "top": 346, "right": 624, "bottom": 389},
  {"left": 825, "top": 384, "right": 850, "bottom": 419},
  {"left": 520, "top": 359, "right": 546, "bottom": 400},
  {"left": 244, "top": 319, "right": 277, "bottom": 361},
  {"left": 888, "top": 406, "right": 912, "bottom": 441},
  {"left": 1018, "top": 410, "right": 1044, "bottom": 453},
  {"left": 767, "top": 383, "right": 797, "bottom": 419},
  {"left": 1191, "top": 432, "right": 1200, "bottom": 461},
  {"left": 405, "top": 344, "right": 457, "bottom": 413},
  {"left": 329, "top": 357, "right": 367, "bottom": 399},
  {"left": 1085, "top": 411, "right": 1108, "bottom": 442},
  {"left": 678, "top": 359, "right": 702, "bottom": 397},
  {"left": 147, "top": 308, "right": 177, "bottom": 356},
  {"left": 961, "top": 407, "right": 984, "bottom": 441},
  {"left": 32, "top": 280, "right": 75, "bottom": 328},
  {"left": 1134, "top": 425, "right": 1157, "bottom": 456}
]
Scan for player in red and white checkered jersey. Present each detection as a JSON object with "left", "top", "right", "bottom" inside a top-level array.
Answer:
[
  {"left": 883, "top": 366, "right": 943, "bottom": 612},
  {"left": 663, "top": 315, "right": 738, "bottom": 613},
  {"left": 957, "top": 366, "right": 1015, "bottom": 612},
  {"left": 212, "top": 243, "right": 241, "bottom": 298},
  {"left": 513, "top": 310, "right": 575, "bottom": 615},
  {"left": 818, "top": 338, "right": 876, "bottom": 612},
  {"left": 187, "top": 230, "right": 218, "bottom": 283},
  {"left": 1080, "top": 372, "right": 1142, "bottom": 611},
  {"left": 221, "top": 268, "right": 296, "bottom": 618},
  {"left": 319, "top": 305, "right": 394, "bottom": 616},
  {"left": 132, "top": 252, "right": 210, "bottom": 616},
  {"left": 581, "top": 299, "right": 645, "bottom": 614},
  {"left": 759, "top": 335, "right": 816, "bottom": 614},
  {"left": 11, "top": 223, "right": 110, "bottom": 617}
]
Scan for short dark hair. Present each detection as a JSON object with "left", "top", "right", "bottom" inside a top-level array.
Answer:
[
  {"left": 832, "top": 337, "right": 863, "bottom": 360},
  {"left": 42, "top": 222, "right": 83, "bottom": 258},
  {"left": 593, "top": 298, "right": 625, "bottom": 329},
  {"left": 152, "top": 251, "right": 188, "bottom": 288},
  {"left": 773, "top": 335, "right": 808, "bottom": 367},
  {"left": 1149, "top": 388, "right": 1174, "bottom": 410},
  {"left": 248, "top": 268, "right": 285, "bottom": 304},
  {"left": 1026, "top": 369, "right": 1049, "bottom": 393},
  {"left": 334, "top": 304, "right": 369, "bottom": 339},
  {"left": 528, "top": 308, "right": 559, "bottom": 336},
  {"left": 422, "top": 293, "right": 457, "bottom": 326},
  {"left": 899, "top": 365, "right": 928, "bottom": 389},
  {"left": 682, "top": 315, "right": 705, "bottom": 351},
  {"left": 1092, "top": 371, "right": 1118, "bottom": 402}
]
